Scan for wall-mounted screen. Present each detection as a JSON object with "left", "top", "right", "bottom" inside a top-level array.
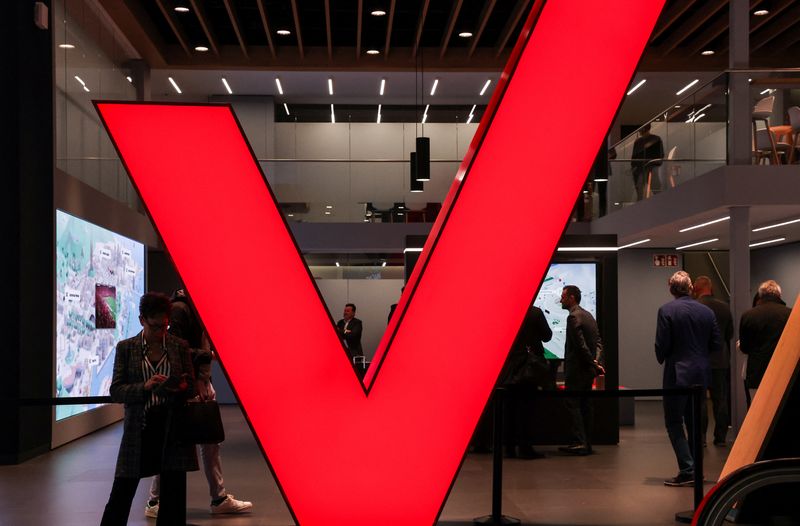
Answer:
[
  {"left": 55, "top": 210, "right": 145, "bottom": 420},
  {"left": 533, "top": 263, "right": 598, "bottom": 359}
]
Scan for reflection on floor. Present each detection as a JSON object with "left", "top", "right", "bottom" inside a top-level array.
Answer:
[{"left": 0, "top": 401, "right": 730, "bottom": 525}]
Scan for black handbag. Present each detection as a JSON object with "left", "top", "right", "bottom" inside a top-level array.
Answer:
[
  {"left": 174, "top": 400, "right": 225, "bottom": 445},
  {"left": 509, "top": 349, "right": 552, "bottom": 388}
]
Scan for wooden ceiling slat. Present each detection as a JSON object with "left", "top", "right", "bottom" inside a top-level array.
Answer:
[
  {"left": 255, "top": 0, "right": 276, "bottom": 59},
  {"left": 494, "top": 0, "right": 533, "bottom": 58},
  {"left": 650, "top": 0, "right": 697, "bottom": 43},
  {"left": 384, "top": 0, "right": 396, "bottom": 59},
  {"left": 658, "top": 0, "right": 727, "bottom": 56},
  {"left": 222, "top": 0, "right": 248, "bottom": 59},
  {"left": 189, "top": 0, "right": 219, "bottom": 56},
  {"left": 290, "top": 0, "right": 304, "bottom": 59},
  {"left": 718, "top": 0, "right": 795, "bottom": 55},
  {"left": 439, "top": 0, "right": 464, "bottom": 58},
  {"left": 411, "top": 0, "right": 431, "bottom": 59},
  {"left": 468, "top": 0, "right": 497, "bottom": 57},
  {"left": 356, "top": 0, "right": 363, "bottom": 59},
  {"left": 751, "top": 4, "right": 800, "bottom": 52},
  {"left": 154, "top": 0, "right": 191, "bottom": 56},
  {"left": 325, "top": 0, "right": 333, "bottom": 61}
]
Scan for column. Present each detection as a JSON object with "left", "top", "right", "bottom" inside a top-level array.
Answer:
[
  {"left": 727, "top": 0, "right": 750, "bottom": 165},
  {"left": 729, "top": 206, "right": 750, "bottom": 430}
]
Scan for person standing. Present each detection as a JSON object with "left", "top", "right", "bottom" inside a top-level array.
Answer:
[
  {"left": 656, "top": 272, "right": 721, "bottom": 486},
  {"left": 337, "top": 303, "right": 364, "bottom": 375},
  {"left": 100, "top": 292, "right": 197, "bottom": 526},
  {"left": 692, "top": 276, "right": 733, "bottom": 446},
  {"left": 500, "top": 304, "right": 553, "bottom": 459},
  {"left": 558, "top": 285, "right": 603, "bottom": 456},
  {"left": 739, "top": 280, "right": 792, "bottom": 405},
  {"left": 631, "top": 123, "right": 664, "bottom": 200},
  {"left": 145, "top": 289, "right": 253, "bottom": 518}
]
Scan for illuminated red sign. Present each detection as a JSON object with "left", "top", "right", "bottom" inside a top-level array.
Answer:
[{"left": 97, "top": 1, "right": 663, "bottom": 523}]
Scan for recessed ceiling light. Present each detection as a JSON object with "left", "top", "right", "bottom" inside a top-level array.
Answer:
[
  {"left": 277, "top": 29, "right": 291, "bottom": 36},
  {"left": 701, "top": 50, "right": 715, "bottom": 56},
  {"left": 479, "top": 79, "right": 492, "bottom": 96},
  {"left": 750, "top": 237, "right": 785, "bottom": 248},
  {"left": 752, "top": 217, "right": 800, "bottom": 232},
  {"left": 366, "top": 49, "right": 380, "bottom": 55},
  {"left": 430, "top": 78, "right": 439, "bottom": 96},
  {"left": 126, "top": 76, "right": 133, "bottom": 83},
  {"left": 195, "top": 45, "right": 209, "bottom": 52},
  {"left": 325, "top": 211, "right": 332, "bottom": 215},
  {"left": 458, "top": 31, "right": 473, "bottom": 38},
  {"left": 326, "top": 205, "right": 333, "bottom": 209},
  {"left": 379, "top": 78, "right": 386, "bottom": 96},
  {"left": 626, "top": 78, "right": 646, "bottom": 95},
  {"left": 753, "top": 9, "right": 769, "bottom": 16},
  {"left": 174, "top": 6, "right": 190, "bottom": 12},
  {"left": 328, "top": 77, "right": 334, "bottom": 95},
  {"left": 275, "top": 77, "right": 284, "bottom": 95},
  {"left": 371, "top": 9, "right": 386, "bottom": 16},
  {"left": 679, "top": 216, "right": 730, "bottom": 233},
  {"left": 283, "top": 103, "right": 290, "bottom": 116},
  {"left": 221, "top": 77, "right": 232, "bottom": 94},
  {"left": 58, "top": 43, "right": 75, "bottom": 49},
  {"left": 676, "top": 79, "right": 700, "bottom": 96},
  {"left": 676, "top": 238, "right": 719, "bottom": 250},
  {"left": 335, "top": 261, "right": 340, "bottom": 267},
  {"left": 168, "top": 76, "right": 182, "bottom": 94},
  {"left": 287, "top": 213, "right": 294, "bottom": 217},
  {"left": 381, "top": 261, "right": 387, "bottom": 267}
]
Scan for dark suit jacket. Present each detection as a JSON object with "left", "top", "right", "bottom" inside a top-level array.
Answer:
[
  {"left": 336, "top": 317, "right": 364, "bottom": 358},
  {"left": 739, "top": 296, "right": 792, "bottom": 388},
  {"left": 697, "top": 295, "right": 734, "bottom": 369},
  {"left": 564, "top": 305, "right": 602, "bottom": 387},
  {"left": 110, "top": 332, "right": 198, "bottom": 478},
  {"left": 655, "top": 295, "right": 721, "bottom": 389},
  {"left": 500, "top": 306, "right": 553, "bottom": 385}
]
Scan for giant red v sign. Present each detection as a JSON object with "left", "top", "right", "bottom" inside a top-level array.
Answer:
[{"left": 97, "top": 1, "right": 664, "bottom": 523}]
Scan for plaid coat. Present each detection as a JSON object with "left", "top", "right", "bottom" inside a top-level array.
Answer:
[{"left": 110, "top": 332, "right": 199, "bottom": 478}]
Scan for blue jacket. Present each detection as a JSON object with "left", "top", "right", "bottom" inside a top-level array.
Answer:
[{"left": 655, "top": 295, "right": 721, "bottom": 388}]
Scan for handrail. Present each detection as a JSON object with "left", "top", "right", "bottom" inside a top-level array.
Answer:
[
  {"left": 692, "top": 457, "right": 800, "bottom": 526},
  {"left": 610, "top": 72, "right": 727, "bottom": 152}
]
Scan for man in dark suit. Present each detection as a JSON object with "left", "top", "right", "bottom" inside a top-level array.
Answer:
[
  {"left": 692, "top": 276, "right": 733, "bottom": 446},
  {"left": 558, "top": 285, "right": 603, "bottom": 456},
  {"left": 336, "top": 303, "right": 364, "bottom": 374},
  {"left": 740, "top": 280, "right": 792, "bottom": 404},
  {"left": 656, "top": 271, "right": 721, "bottom": 487}
]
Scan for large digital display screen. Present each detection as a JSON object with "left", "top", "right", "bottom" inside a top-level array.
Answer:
[
  {"left": 55, "top": 210, "right": 145, "bottom": 420},
  {"left": 533, "top": 263, "right": 598, "bottom": 359}
]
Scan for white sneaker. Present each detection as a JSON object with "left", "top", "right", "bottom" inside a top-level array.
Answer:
[
  {"left": 144, "top": 500, "right": 159, "bottom": 518},
  {"left": 210, "top": 494, "right": 253, "bottom": 514}
]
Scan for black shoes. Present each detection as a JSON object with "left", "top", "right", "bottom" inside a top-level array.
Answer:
[
  {"left": 664, "top": 473, "right": 694, "bottom": 487},
  {"left": 558, "top": 444, "right": 592, "bottom": 456}
]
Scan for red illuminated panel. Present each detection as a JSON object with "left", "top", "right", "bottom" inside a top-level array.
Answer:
[{"left": 96, "top": 1, "right": 664, "bottom": 524}]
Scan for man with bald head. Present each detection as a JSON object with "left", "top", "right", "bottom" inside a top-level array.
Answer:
[{"left": 692, "top": 276, "right": 733, "bottom": 446}]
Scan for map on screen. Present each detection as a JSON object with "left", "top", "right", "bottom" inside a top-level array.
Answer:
[
  {"left": 533, "top": 263, "right": 598, "bottom": 359},
  {"left": 55, "top": 210, "right": 145, "bottom": 420}
]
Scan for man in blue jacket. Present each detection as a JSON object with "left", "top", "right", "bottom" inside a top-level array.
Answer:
[{"left": 656, "top": 271, "right": 721, "bottom": 486}]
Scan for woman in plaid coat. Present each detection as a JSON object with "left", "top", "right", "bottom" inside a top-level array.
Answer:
[{"left": 100, "top": 292, "right": 198, "bottom": 526}]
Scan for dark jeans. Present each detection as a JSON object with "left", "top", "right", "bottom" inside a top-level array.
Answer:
[
  {"left": 703, "top": 368, "right": 731, "bottom": 443},
  {"left": 101, "top": 471, "right": 186, "bottom": 526},
  {"left": 663, "top": 394, "right": 703, "bottom": 476},
  {"left": 565, "top": 376, "right": 594, "bottom": 448}
]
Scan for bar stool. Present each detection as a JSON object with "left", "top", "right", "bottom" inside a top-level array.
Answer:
[
  {"left": 752, "top": 96, "right": 779, "bottom": 165},
  {"left": 788, "top": 106, "right": 800, "bottom": 163}
]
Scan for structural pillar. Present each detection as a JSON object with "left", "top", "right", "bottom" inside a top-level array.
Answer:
[
  {"left": 128, "top": 58, "right": 151, "bottom": 101},
  {"left": 727, "top": 0, "right": 751, "bottom": 166},
  {"left": 729, "top": 206, "right": 750, "bottom": 431}
]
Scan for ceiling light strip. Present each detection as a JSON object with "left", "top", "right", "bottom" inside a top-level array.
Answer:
[
  {"left": 678, "top": 216, "right": 730, "bottom": 233},
  {"left": 328, "top": 77, "right": 334, "bottom": 96},
  {"left": 618, "top": 238, "right": 651, "bottom": 249},
  {"left": 676, "top": 238, "right": 718, "bottom": 250},
  {"left": 330, "top": 104, "right": 335, "bottom": 124},
  {"left": 168, "top": 76, "right": 182, "bottom": 94},
  {"left": 556, "top": 247, "right": 618, "bottom": 252},
  {"left": 676, "top": 79, "right": 699, "bottom": 96},
  {"left": 749, "top": 237, "right": 786, "bottom": 248},
  {"left": 430, "top": 78, "right": 439, "bottom": 96},
  {"left": 480, "top": 79, "right": 491, "bottom": 96},
  {"left": 379, "top": 78, "right": 386, "bottom": 96},
  {"left": 275, "top": 77, "right": 284, "bottom": 95},
  {"left": 753, "top": 217, "right": 800, "bottom": 232},
  {"left": 222, "top": 77, "right": 233, "bottom": 95},
  {"left": 626, "top": 79, "right": 646, "bottom": 95}
]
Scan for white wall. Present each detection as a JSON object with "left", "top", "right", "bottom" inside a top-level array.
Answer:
[
  {"left": 315, "top": 279, "right": 405, "bottom": 361},
  {"left": 751, "top": 241, "right": 800, "bottom": 308},
  {"left": 617, "top": 249, "right": 684, "bottom": 390}
]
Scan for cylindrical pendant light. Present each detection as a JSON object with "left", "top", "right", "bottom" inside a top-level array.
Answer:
[
  {"left": 410, "top": 152, "right": 424, "bottom": 192},
  {"left": 415, "top": 137, "right": 430, "bottom": 181}
]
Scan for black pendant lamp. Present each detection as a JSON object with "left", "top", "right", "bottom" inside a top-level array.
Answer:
[
  {"left": 410, "top": 152, "right": 424, "bottom": 192},
  {"left": 415, "top": 137, "right": 430, "bottom": 181}
]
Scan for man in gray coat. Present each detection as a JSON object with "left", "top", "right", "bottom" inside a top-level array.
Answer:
[{"left": 558, "top": 285, "right": 603, "bottom": 456}]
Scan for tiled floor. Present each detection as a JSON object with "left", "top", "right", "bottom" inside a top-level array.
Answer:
[{"left": 0, "top": 401, "right": 730, "bottom": 525}]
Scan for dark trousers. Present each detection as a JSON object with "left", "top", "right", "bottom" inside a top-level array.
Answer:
[
  {"left": 703, "top": 368, "right": 731, "bottom": 443},
  {"left": 663, "top": 394, "right": 703, "bottom": 476},
  {"left": 565, "top": 376, "right": 594, "bottom": 449},
  {"left": 100, "top": 471, "right": 186, "bottom": 526},
  {"left": 503, "top": 385, "right": 535, "bottom": 449}
]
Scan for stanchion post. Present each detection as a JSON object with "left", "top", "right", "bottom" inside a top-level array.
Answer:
[{"left": 692, "top": 384, "right": 704, "bottom": 509}]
